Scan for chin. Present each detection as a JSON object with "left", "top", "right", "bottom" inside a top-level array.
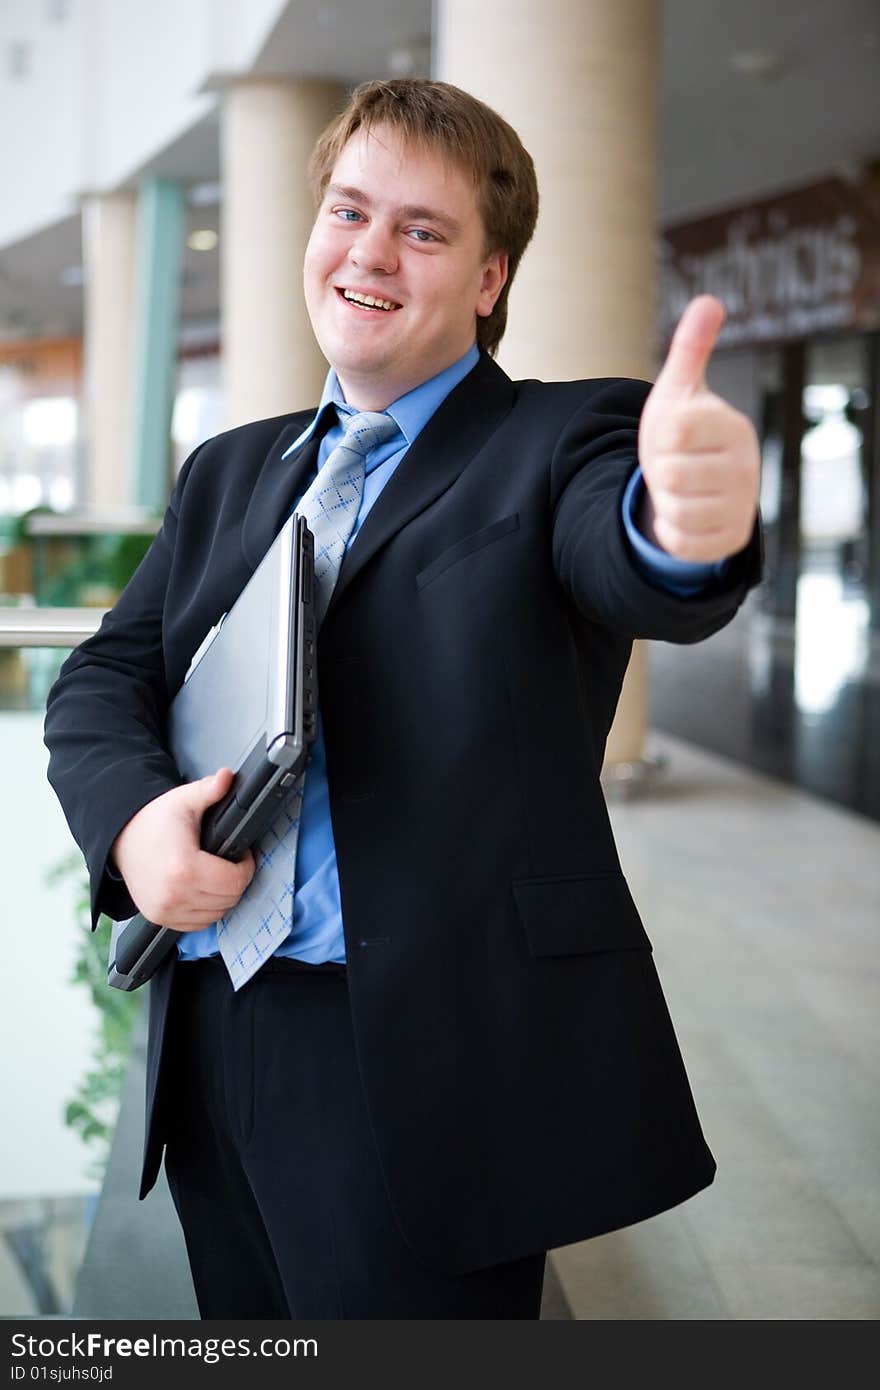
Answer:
[{"left": 335, "top": 348, "right": 389, "bottom": 378}]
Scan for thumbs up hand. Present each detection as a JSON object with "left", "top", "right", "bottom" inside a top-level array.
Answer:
[{"left": 637, "top": 295, "right": 760, "bottom": 564}]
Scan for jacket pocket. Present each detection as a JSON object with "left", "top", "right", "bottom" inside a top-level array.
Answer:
[
  {"left": 416, "top": 513, "right": 520, "bottom": 590},
  {"left": 512, "top": 872, "right": 653, "bottom": 957}
]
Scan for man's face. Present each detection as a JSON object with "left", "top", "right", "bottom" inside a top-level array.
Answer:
[{"left": 303, "top": 124, "right": 508, "bottom": 409}]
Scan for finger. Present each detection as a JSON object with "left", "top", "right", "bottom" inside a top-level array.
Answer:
[
  {"left": 170, "top": 915, "right": 227, "bottom": 933},
  {"left": 168, "top": 889, "right": 252, "bottom": 926},
  {"left": 647, "top": 452, "right": 742, "bottom": 496},
  {"left": 650, "top": 492, "right": 737, "bottom": 534},
  {"left": 649, "top": 398, "right": 735, "bottom": 455},
  {"left": 183, "top": 767, "right": 235, "bottom": 815},
  {"left": 192, "top": 844, "right": 255, "bottom": 881},
  {"left": 652, "top": 516, "right": 731, "bottom": 564},
  {"left": 192, "top": 849, "right": 256, "bottom": 896},
  {"left": 185, "top": 884, "right": 251, "bottom": 906},
  {"left": 653, "top": 295, "right": 726, "bottom": 398}
]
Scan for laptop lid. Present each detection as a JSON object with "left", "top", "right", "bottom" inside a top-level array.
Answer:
[{"left": 169, "top": 511, "right": 310, "bottom": 791}]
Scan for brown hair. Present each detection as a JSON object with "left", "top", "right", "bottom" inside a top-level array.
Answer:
[{"left": 307, "top": 79, "right": 539, "bottom": 357}]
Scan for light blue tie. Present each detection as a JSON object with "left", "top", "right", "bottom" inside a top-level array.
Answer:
[{"left": 217, "top": 409, "right": 399, "bottom": 989}]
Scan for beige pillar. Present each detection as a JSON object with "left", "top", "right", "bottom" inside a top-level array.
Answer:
[
  {"left": 436, "top": 0, "right": 661, "bottom": 765},
  {"left": 221, "top": 79, "right": 341, "bottom": 428},
  {"left": 81, "top": 192, "right": 137, "bottom": 506}
]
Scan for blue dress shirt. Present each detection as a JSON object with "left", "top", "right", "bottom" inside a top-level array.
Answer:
[{"left": 178, "top": 346, "right": 728, "bottom": 964}]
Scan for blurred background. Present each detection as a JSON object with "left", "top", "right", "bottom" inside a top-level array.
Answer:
[{"left": 1, "top": 0, "right": 878, "bottom": 1320}]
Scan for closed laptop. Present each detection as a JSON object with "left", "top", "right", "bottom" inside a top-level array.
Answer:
[{"left": 107, "top": 513, "right": 316, "bottom": 990}]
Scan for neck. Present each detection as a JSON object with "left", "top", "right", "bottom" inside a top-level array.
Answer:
[
  {"left": 338, "top": 387, "right": 395, "bottom": 411},
  {"left": 334, "top": 369, "right": 410, "bottom": 412},
  {"left": 334, "top": 346, "right": 475, "bottom": 413}
]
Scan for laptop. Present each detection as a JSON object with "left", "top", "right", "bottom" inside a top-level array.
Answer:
[{"left": 107, "top": 512, "right": 317, "bottom": 991}]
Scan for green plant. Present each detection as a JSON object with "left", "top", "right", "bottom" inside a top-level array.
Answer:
[
  {"left": 46, "top": 853, "right": 140, "bottom": 1182},
  {"left": 6, "top": 506, "right": 52, "bottom": 547},
  {"left": 4, "top": 508, "right": 159, "bottom": 607},
  {"left": 37, "top": 530, "right": 156, "bottom": 608}
]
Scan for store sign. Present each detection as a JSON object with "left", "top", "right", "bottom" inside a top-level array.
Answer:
[{"left": 659, "top": 174, "right": 880, "bottom": 349}]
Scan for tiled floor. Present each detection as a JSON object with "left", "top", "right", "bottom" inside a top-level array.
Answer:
[{"left": 549, "top": 732, "right": 879, "bottom": 1319}]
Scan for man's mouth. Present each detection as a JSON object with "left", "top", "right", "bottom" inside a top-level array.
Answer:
[{"left": 336, "top": 287, "right": 402, "bottom": 313}]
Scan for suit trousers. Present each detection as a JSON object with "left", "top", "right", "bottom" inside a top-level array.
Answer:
[{"left": 161, "top": 955, "right": 547, "bottom": 1319}]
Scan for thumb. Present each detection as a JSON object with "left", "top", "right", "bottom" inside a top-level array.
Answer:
[
  {"left": 183, "top": 766, "right": 234, "bottom": 813},
  {"left": 653, "top": 294, "right": 726, "bottom": 399}
]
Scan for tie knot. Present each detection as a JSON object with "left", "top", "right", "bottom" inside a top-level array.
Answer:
[{"left": 340, "top": 410, "right": 399, "bottom": 459}]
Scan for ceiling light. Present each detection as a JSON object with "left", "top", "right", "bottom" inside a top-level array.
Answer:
[
  {"left": 729, "top": 50, "right": 787, "bottom": 81},
  {"left": 188, "top": 182, "right": 221, "bottom": 207},
  {"left": 187, "top": 230, "right": 218, "bottom": 252}
]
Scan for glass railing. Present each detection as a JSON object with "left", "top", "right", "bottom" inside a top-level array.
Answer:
[
  {"left": 2, "top": 608, "right": 197, "bottom": 1320},
  {"left": 2, "top": 611, "right": 108, "bottom": 1317},
  {"left": 0, "top": 606, "right": 103, "bottom": 712}
]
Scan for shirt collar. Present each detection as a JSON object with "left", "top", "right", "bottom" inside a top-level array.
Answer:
[{"left": 281, "top": 343, "right": 480, "bottom": 459}]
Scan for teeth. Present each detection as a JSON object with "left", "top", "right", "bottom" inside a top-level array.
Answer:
[{"left": 342, "top": 289, "right": 398, "bottom": 311}]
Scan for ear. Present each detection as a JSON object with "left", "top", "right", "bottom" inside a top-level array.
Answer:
[{"left": 476, "top": 251, "right": 509, "bottom": 318}]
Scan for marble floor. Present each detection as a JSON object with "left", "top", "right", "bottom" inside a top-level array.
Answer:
[
  {"left": 3, "top": 732, "right": 877, "bottom": 1320},
  {"left": 549, "top": 731, "right": 879, "bottom": 1319}
]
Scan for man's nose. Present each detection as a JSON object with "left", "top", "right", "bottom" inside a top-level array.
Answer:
[{"left": 349, "top": 220, "right": 397, "bottom": 275}]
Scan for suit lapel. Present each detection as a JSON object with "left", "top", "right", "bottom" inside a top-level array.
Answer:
[
  {"left": 238, "top": 354, "right": 517, "bottom": 606},
  {"left": 240, "top": 415, "right": 323, "bottom": 571},
  {"left": 325, "top": 353, "right": 516, "bottom": 619}
]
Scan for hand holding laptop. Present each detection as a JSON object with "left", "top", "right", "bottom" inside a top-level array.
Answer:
[
  {"left": 107, "top": 514, "right": 316, "bottom": 990},
  {"left": 111, "top": 766, "right": 256, "bottom": 932}
]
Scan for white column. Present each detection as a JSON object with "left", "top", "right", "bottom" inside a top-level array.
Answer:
[
  {"left": 221, "top": 78, "right": 341, "bottom": 428},
  {"left": 81, "top": 192, "right": 137, "bottom": 507},
  {"left": 435, "top": 0, "right": 661, "bottom": 763}
]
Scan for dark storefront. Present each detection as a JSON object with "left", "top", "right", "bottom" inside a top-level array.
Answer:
[{"left": 651, "top": 171, "right": 880, "bottom": 822}]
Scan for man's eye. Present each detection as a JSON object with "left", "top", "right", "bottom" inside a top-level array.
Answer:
[
  {"left": 408, "top": 228, "right": 438, "bottom": 243},
  {"left": 334, "top": 209, "right": 362, "bottom": 222}
]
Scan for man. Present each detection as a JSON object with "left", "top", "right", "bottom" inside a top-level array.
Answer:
[{"left": 45, "top": 79, "right": 761, "bottom": 1319}]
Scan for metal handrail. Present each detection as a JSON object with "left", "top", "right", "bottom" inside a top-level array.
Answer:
[{"left": 0, "top": 606, "right": 107, "bottom": 648}]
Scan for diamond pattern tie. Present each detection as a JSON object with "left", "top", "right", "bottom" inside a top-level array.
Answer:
[{"left": 217, "top": 409, "right": 399, "bottom": 989}]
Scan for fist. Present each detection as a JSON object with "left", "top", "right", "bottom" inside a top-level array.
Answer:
[
  {"left": 110, "top": 767, "right": 256, "bottom": 931},
  {"left": 638, "top": 295, "right": 760, "bottom": 564}
]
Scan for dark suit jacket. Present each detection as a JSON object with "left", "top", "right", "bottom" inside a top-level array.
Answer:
[{"left": 44, "top": 351, "right": 761, "bottom": 1274}]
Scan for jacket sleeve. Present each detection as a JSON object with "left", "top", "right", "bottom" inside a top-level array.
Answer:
[
  {"left": 550, "top": 377, "right": 762, "bottom": 641},
  {"left": 43, "top": 444, "right": 203, "bottom": 929}
]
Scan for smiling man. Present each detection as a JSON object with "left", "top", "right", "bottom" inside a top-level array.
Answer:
[
  {"left": 304, "top": 125, "right": 507, "bottom": 408},
  {"left": 45, "top": 79, "right": 761, "bottom": 1320}
]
